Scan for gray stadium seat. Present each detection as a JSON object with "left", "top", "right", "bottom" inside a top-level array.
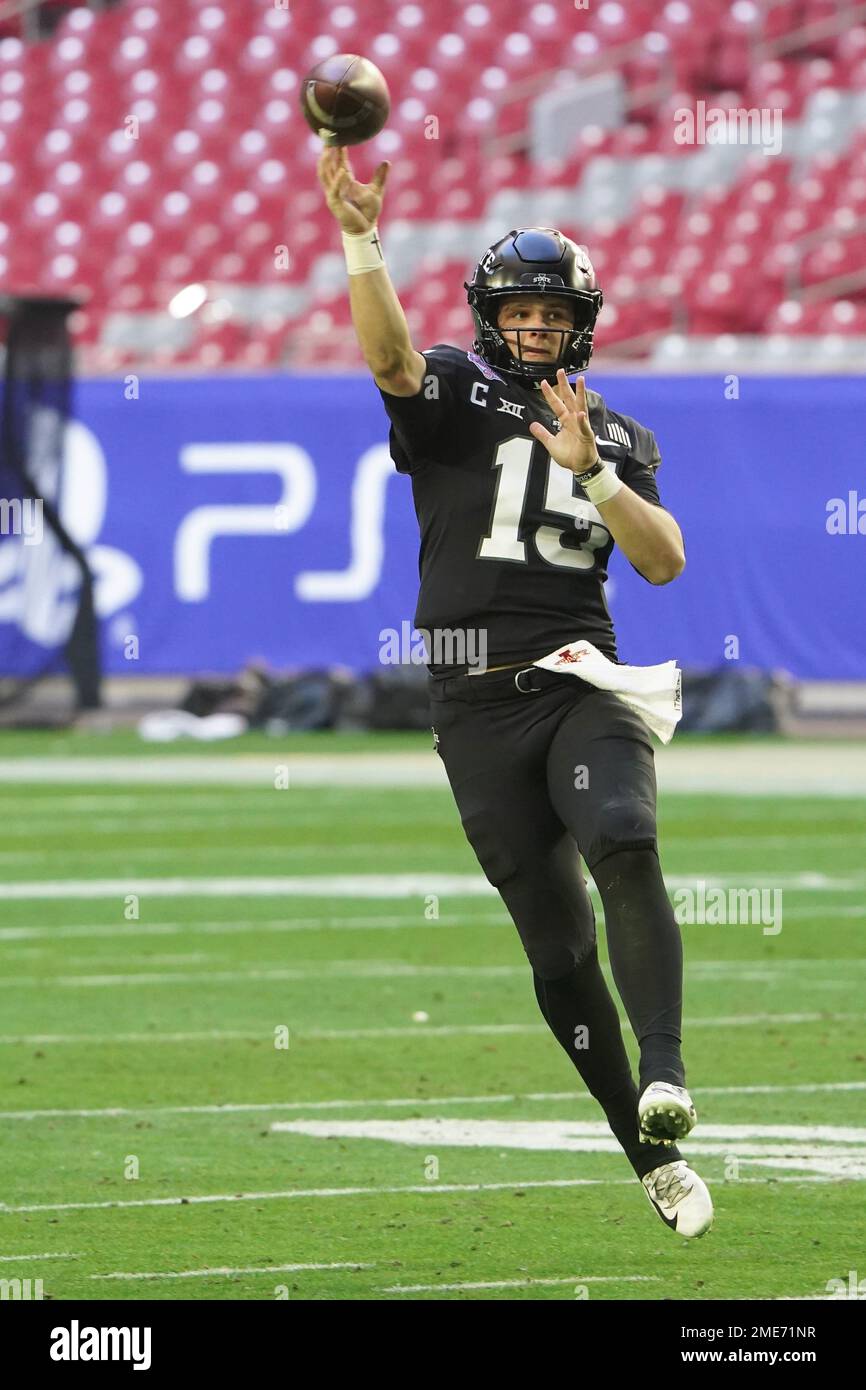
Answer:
[
  {"left": 101, "top": 313, "right": 192, "bottom": 351},
  {"left": 218, "top": 285, "right": 309, "bottom": 323},
  {"left": 530, "top": 72, "right": 626, "bottom": 163}
]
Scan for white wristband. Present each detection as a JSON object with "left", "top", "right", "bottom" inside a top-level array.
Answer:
[
  {"left": 342, "top": 224, "right": 385, "bottom": 275},
  {"left": 576, "top": 463, "right": 623, "bottom": 506}
]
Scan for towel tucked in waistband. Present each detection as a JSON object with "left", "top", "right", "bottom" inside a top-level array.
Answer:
[{"left": 532, "top": 639, "right": 682, "bottom": 744}]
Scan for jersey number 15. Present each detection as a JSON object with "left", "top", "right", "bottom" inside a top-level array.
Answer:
[{"left": 478, "top": 437, "right": 610, "bottom": 571}]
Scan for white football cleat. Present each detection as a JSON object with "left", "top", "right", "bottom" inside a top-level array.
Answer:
[
  {"left": 642, "top": 1160, "right": 714, "bottom": 1239},
  {"left": 638, "top": 1081, "right": 697, "bottom": 1146}
]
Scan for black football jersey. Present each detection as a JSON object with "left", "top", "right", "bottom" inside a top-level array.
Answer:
[{"left": 378, "top": 344, "right": 664, "bottom": 673}]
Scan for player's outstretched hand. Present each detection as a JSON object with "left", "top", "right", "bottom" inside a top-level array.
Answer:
[
  {"left": 529, "top": 371, "right": 601, "bottom": 475},
  {"left": 317, "top": 146, "right": 390, "bottom": 234}
]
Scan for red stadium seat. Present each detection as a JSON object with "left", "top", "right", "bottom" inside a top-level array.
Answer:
[
  {"left": 364, "top": 31, "right": 412, "bottom": 89},
  {"left": 591, "top": 0, "right": 651, "bottom": 47},
  {"left": 68, "top": 305, "right": 104, "bottom": 345},
  {"left": 802, "top": 235, "right": 866, "bottom": 288},
  {"left": 817, "top": 300, "right": 866, "bottom": 333},
  {"left": 493, "top": 31, "right": 540, "bottom": 78},
  {"left": 688, "top": 266, "right": 763, "bottom": 333},
  {"left": 764, "top": 299, "right": 826, "bottom": 335}
]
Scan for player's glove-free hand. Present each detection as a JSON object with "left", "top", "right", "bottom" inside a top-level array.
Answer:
[{"left": 529, "top": 371, "right": 623, "bottom": 505}]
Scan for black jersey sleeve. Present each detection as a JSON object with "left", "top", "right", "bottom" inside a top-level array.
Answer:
[
  {"left": 376, "top": 344, "right": 461, "bottom": 475},
  {"left": 605, "top": 409, "right": 678, "bottom": 583},
  {"left": 615, "top": 413, "right": 663, "bottom": 507}
]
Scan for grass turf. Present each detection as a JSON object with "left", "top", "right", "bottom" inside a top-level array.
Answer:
[{"left": 0, "top": 733, "right": 863, "bottom": 1301}]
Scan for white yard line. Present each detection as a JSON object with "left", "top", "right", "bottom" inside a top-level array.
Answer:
[
  {"left": 0, "top": 1180, "right": 637, "bottom": 1214},
  {"left": 0, "top": 814, "right": 306, "bottom": 837},
  {"left": 0, "top": 1092, "right": 568, "bottom": 1120},
  {"left": 90, "top": 1261, "right": 373, "bottom": 1282},
  {"left": 0, "top": 914, "right": 506, "bottom": 942},
  {"left": 1, "top": 798, "right": 861, "bottom": 847},
  {"left": 0, "top": 743, "right": 864, "bottom": 793},
  {"left": 37, "top": 964, "right": 854, "bottom": 988},
  {"left": 0, "top": 871, "right": 860, "bottom": 901},
  {"left": 0, "top": 793, "right": 283, "bottom": 811},
  {"left": 6, "top": 933, "right": 865, "bottom": 991},
  {"left": 0, "top": 1012, "right": 859, "bottom": 1054},
  {"left": 0, "top": 756, "right": 448, "bottom": 788},
  {"left": 386, "top": 1275, "right": 657, "bottom": 1293},
  {"left": 382, "top": 1275, "right": 658, "bottom": 1293},
  {"left": 0, "top": 845, "right": 414, "bottom": 866},
  {"left": 0, "top": 1173, "right": 845, "bottom": 1217},
  {"left": 0, "top": 874, "right": 497, "bottom": 900},
  {"left": 2, "top": 913, "right": 866, "bottom": 944},
  {"left": 3, "top": 1078, "right": 864, "bottom": 1122},
  {"left": 290, "top": 1013, "right": 864, "bottom": 1036},
  {"left": 0, "top": 963, "right": 532, "bottom": 988},
  {"left": 0, "top": 1031, "right": 274, "bottom": 1048}
]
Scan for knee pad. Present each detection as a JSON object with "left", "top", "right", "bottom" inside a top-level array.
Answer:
[
  {"left": 523, "top": 935, "right": 590, "bottom": 981},
  {"left": 528, "top": 929, "right": 598, "bottom": 981},
  {"left": 584, "top": 796, "right": 657, "bottom": 870}
]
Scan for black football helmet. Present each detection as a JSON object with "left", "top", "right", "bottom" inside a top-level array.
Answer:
[{"left": 465, "top": 227, "right": 603, "bottom": 386}]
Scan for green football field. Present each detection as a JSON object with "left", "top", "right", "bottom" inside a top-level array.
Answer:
[{"left": 0, "top": 730, "right": 864, "bottom": 1302}]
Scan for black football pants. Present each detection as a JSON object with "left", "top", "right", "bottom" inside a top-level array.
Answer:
[{"left": 428, "top": 663, "right": 686, "bottom": 1174}]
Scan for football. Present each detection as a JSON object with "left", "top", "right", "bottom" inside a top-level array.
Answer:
[{"left": 299, "top": 53, "right": 390, "bottom": 147}]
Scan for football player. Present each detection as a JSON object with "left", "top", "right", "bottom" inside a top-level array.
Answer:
[{"left": 318, "top": 146, "right": 713, "bottom": 1239}]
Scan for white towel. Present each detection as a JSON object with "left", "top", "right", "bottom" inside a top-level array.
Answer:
[
  {"left": 532, "top": 639, "right": 682, "bottom": 744},
  {"left": 137, "top": 710, "right": 249, "bottom": 742}
]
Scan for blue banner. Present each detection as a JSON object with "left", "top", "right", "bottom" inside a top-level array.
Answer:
[{"left": 0, "top": 374, "right": 862, "bottom": 679}]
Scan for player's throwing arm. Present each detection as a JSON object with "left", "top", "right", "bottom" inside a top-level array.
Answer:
[{"left": 317, "top": 146, "right": 426, "bottom": 396}]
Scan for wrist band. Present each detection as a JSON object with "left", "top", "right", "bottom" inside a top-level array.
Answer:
[
  {"left": 574, "top": 458, "right": 623, "bottom": 505},
  {"left": 342, "top": 224, "right": 385, "bottom": 275}
]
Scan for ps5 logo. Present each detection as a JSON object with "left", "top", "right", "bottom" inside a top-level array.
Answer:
[{"left": 174, "top": 442, "right": 396, "bottom": 603}]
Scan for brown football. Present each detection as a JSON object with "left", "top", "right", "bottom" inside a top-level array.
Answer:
[{"left": 299, "top": 54, "right": 390, "bottom": 147}]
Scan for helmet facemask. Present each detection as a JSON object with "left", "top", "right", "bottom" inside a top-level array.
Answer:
[
  {"left": 470, "top": 289, "right": 601, "bottom": 386},
  {"left": 469, "top": 290, "right": 600, "bottom": 383}
]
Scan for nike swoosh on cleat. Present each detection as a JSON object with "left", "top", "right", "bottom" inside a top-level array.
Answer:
[{"left": 649, "top": 1198, "right": 678, "bottom": 1230}]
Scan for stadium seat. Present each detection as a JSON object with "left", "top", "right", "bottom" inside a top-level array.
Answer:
[
  {"left": 1, "top": 0, "right": 861, "bottom": 365},
  {"left": 817, "top": 299, "right": 866, "bottom": 333}
]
